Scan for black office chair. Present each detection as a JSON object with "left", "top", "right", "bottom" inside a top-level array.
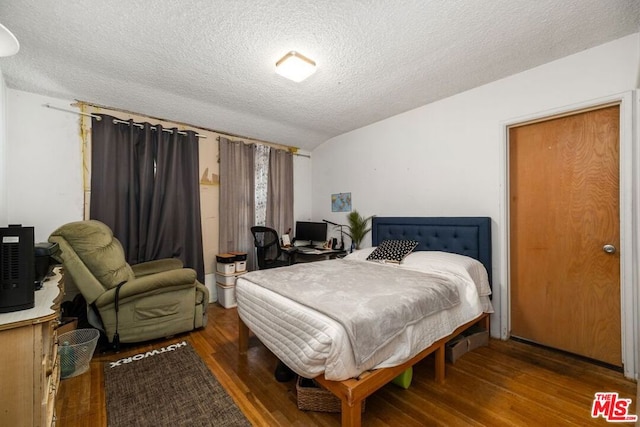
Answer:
[
  {"left": 250, "top": 226, "right": 296, "bottom": 382},
  {"left": 250, "top": 226, "right": 291, "bottom": 269}
]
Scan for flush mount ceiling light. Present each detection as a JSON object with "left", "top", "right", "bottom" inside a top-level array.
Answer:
[
  {"left": 0, "top": 23, "right": 20, "bottom": 57},
  {"left": 275, "top": 51, "right": 316, "bottom": 82}
]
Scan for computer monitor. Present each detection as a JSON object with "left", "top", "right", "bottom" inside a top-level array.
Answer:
[{"left": 294, "top": 221, "right": 327, "bottom": 246}]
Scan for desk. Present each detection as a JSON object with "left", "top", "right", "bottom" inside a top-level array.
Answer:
[
  {"left": 281, "top": 247, "right": 347, "bottom": 264},
  {"left": 0, "top": 268, "right": 64, "bottom": 427}
]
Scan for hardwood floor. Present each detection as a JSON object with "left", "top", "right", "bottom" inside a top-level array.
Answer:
[{"left": 56, "top": 304, "right": 637, "bottom": 426}]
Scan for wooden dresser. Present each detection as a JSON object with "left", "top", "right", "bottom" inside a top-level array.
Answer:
[{"left": 0, "top": 268, "right": 64, "bottom": 427}]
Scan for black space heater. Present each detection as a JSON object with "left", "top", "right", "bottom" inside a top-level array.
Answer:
[{"left": 0, "top": 225, "right": 35, "bottom": 313}]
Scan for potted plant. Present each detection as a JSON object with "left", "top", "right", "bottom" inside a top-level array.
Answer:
[{"left": 344, "top": 210, "right": 374, "bottom": 250}]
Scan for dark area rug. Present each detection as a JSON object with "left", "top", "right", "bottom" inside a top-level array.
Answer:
[{"left": 104, "top": 341, "right": 250, "bottom": 426}]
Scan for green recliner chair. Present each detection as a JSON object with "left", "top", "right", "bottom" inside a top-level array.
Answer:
[{"left": 49, "top": 220, "right": 209, "bottom": 345}]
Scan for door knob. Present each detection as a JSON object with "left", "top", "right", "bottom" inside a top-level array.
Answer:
[{"left": 603, "top": 244, "right": 616, "bottom": 254}]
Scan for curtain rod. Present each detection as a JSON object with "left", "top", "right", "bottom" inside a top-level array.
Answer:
[
  {"left": 76, "top": 101, "right": 309, "bottom": 155},
  {"left": 214, "top": 135, "right": 310, "bottom": 158},
  {"left": 49, "top": 102, "right": 310, "bottom": 156},
  {"left": 110, "top": 117, "right": 206, "bottom": 138},
  {"left": 44, "top": 104, "right": 207, "bottom": 138},
  {"left": 76, "top": 101, "right": 296, "bottom": 150},
  {"left": 45, "top": 103, "right": 101, "bottom": 119}
]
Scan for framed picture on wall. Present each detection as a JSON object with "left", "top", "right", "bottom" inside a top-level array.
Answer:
[{"left": 331, "top": 193, "right": 352, "bottom": 212}]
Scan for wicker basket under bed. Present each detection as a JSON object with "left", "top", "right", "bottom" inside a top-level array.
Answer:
[{"left": 296, "top": 376, "right": 366, "bottom": 413}]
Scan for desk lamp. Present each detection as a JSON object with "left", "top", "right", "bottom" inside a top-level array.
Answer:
[{"left": 322, "top": 219, "right": 345, "bottom": 251}]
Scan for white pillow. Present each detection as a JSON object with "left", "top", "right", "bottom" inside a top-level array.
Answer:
[
  {"left": 343, "top": 247, "right": 376, "bottom": 261},
  {"left": 400, "top": 251, "right": 491, "bottom": 297}
]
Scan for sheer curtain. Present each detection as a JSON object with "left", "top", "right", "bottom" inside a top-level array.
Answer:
[
  {"left": 90, "top": 115, "right": 205, "bottom": 282},
  {"left": 254, "top": 144, "right": 270, "bottom": 227},
  {"left": 219, "top": 138, "right": 294, "bottom": 271},
  {"left": 266, "top": 148, "right": 294, "bottom": 237},
  {"left": 219, "top": 137, "right": 257, "bottom": 270}
]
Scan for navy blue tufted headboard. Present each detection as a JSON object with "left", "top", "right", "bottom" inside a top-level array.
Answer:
[{"left": 371, "top": 217, "right": 492, "bottom": 287}]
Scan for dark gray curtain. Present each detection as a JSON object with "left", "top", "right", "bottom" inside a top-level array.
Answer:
[
  {"left": 219, "top": 137, "right": 256, "bottom": 270},
  {"left": 266, "top": 148, "right": 294, "bottom": 237},
  {"left": 90, "top": 115, "right": 205, "bottom": 282}
]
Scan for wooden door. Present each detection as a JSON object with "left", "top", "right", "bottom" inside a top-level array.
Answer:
[{"left": 509, "top": 105, "right": 621, "bottom": 366}]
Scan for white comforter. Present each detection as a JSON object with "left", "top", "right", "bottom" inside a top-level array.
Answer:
[{"left": 236, "top": 249, "right": 493, "bottom": 381}]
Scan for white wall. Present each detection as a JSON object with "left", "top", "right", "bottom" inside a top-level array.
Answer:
[
  {"left": 311, "top": 33, "right": 640, "bottom": 341},
  {"left": 0, "top": 68, "right": 7, "bottom": 225},
  {"left": 5, "top": 90, "right": 83, "bottom": 242}
]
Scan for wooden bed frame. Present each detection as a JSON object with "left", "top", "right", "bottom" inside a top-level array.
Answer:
[
  {"left": 239, "top": 313, "right": 489, "bottom": 427},
  {"left": 238, "top": 217, "right": 493, "bottom": 427}
]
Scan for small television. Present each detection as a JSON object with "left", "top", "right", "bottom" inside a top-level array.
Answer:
[
  {"left": 0, "top": 225, "right": 35, "bottom": 313},
  {"left": 294, "top": 221, "right": 327, "bottom": 246},
  {"left": 0, "top": 226, "right": 59, "bottom": 313}
]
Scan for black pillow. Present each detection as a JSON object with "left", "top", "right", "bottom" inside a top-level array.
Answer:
[{"left": 366, "top": 240, "right": 419, "bottom": 263}]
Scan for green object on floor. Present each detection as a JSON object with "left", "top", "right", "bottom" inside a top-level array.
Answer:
[{"left": 391, "top": 367, "right": 413, "bottom": 389}]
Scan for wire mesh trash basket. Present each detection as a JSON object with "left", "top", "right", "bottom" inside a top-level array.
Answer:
[{"left": 58, "top": 328, "right": 100, "bottom": 379}]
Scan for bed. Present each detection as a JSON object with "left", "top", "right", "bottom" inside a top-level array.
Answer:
[{"left": 237, "top": 217, "right": 493, "bottom": 427}]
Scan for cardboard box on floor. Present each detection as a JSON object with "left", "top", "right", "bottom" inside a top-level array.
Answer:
[{"left": 446, "top": 325, "right": 489, "bottom": 363}]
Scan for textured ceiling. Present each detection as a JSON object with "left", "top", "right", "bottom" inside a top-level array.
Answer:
[{"left": 0, "top": 1, "right": 638, "bottom": 151}]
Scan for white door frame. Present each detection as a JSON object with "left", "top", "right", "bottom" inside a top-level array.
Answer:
[{"left": 499, "top": 91, "right": 637, "bottom": 379}]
